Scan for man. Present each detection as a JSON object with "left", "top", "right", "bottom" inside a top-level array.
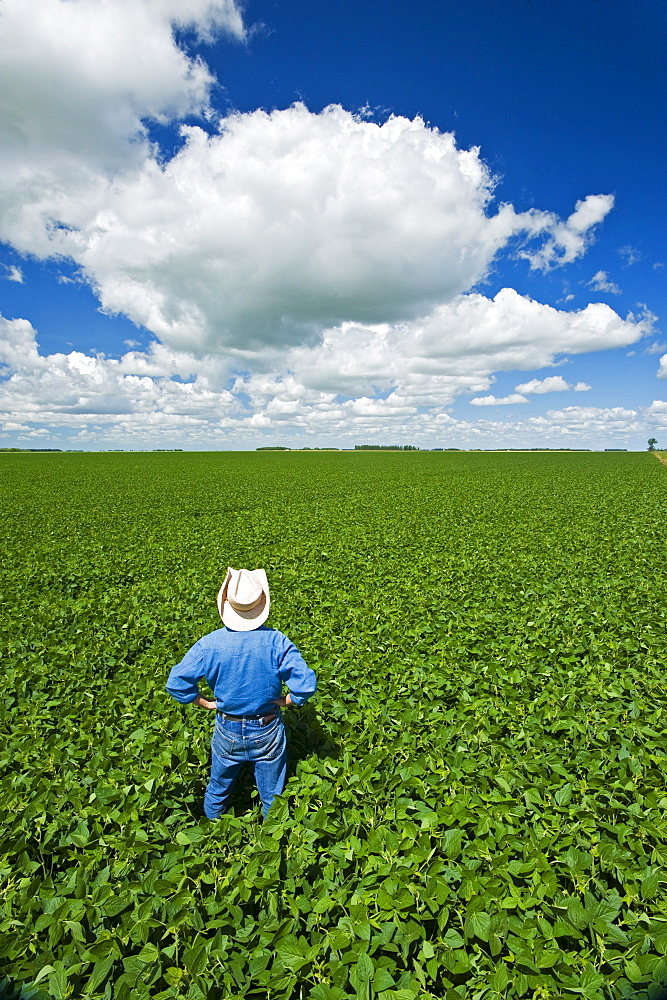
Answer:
[{"left": 166, "top": 567, "right": 317, "bottom": 820}]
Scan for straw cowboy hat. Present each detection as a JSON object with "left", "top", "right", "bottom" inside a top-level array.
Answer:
[{"left": 217, "top": 567, "right": 270, "bottom": 631}]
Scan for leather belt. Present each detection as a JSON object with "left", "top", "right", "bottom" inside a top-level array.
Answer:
[{"left": 217, "top": 711, "right": 277, "bottom": 724}]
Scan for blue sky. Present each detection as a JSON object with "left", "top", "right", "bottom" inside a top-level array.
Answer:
[{"left": 0, "top": 0, "right": 665, "bottom": 450}]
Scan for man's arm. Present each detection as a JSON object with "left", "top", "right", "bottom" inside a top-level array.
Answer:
[
  {"left": 192, "top": 694, "right": 217, "bottom": 710},
  {"left": 166, "top": 643, "right": 212, "bottom": 705},
  {"left": 277, "top": 637, "right": 317, "bottom": 706}
]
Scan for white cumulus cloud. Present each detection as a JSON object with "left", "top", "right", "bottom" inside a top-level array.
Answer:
[
  {"left": 645, "top": 400, "right": 667, "bottom": 430},
  {"left": 588, "top": 270, "right": 621, "bottom": 295},
  {"left": 538, "top": 405, "right": 640, "bottom": 435},
  {"left": 281, "top": 290, "right": 649, "bottom": 401},
  {"left": 3, "top": 264, "right": 24, "bottom": 283},
  {"left": 469, "top": 393, "right": 529, "bottom": 406},
  {"left": 522, "top": 195, "right": 615, "bottom": 271},
  {"left": 0, "top": 300, "right": 649, "bottom": 446},
  {"left": 2, "top": 103, "right": 575, "bottom": 354},
  {"left": 0, "top": 0, "right": 245, "bottom": 254},
  {"left": 515, "top": 375, "right": 592, "bottom": 394},
  {"left": 0, "top": 315, "right": 238, "bottom": 437},
  {"left": 515, "top": 376, "right": 570, "bottom": 394}
]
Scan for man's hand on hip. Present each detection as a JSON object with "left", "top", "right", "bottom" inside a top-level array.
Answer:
[{"left": 193, "top": 695, "right": 217, "bottom": 710}]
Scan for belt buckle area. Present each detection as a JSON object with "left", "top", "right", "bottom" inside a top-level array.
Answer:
[
  {"left": 217, "top": 711, "right": 241, "bottom": 723},
  {"left": 217, "top": 711, "right": 276, "bottom": 724}
]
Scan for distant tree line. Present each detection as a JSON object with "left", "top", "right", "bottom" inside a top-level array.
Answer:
[
  {"left": 481, "top": 448, "right": 592, "bottom": 452},
  {"left": 354, "top": 444, "right": 419, "bottom": 451},
  {"left": 256, "top": 446, "right": 342, "bottom": 451}
]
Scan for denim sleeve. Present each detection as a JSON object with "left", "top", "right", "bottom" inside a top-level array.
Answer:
[
  {"left": 277, "top": 634, "right": 317, "bottom": 706},
  {"left": 166, "top": 642, "right": 205, "bottom": 704}
]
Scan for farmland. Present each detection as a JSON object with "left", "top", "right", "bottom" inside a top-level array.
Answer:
[{"left": 1, "top": 450, "right": 666, "bottom": 1000}]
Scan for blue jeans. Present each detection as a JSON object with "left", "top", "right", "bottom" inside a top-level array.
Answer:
[{"left": 204, "top": 713, "right": 287, "bottom": 821}]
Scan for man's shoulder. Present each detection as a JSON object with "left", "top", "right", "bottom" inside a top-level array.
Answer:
[
  {"left": 247, "top": 626, "right": 289, "bottom": 644},
  {"left": 260, "top": 626, "right": 291, "bottom": 644},
  {"left": 198, "top": 626, "right": 286, "bottom": 645},
  {"left": 196, "top": 627, "right": 229, "bottom": 648}
]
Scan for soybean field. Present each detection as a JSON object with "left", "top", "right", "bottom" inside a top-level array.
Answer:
[{"left": 1, "top": 450, "right": 666, "bottom": 1000}]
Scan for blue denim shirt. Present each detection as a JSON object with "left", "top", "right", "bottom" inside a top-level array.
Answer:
[{"left": 165, "top": 625, "right": 316, "bottom": 716}]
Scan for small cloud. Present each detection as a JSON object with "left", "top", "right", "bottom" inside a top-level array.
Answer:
[
  {"left": 515, "top": 375, "right": 570, "bottom": 394},
  {"left": 124, "top": 339, "right": 141, "bottom": 348},
  {"left": 588, "top": 270, "right": 621, "bottom": 295},
  {"left": 57, "top": 274, "right": 76, "bottom": 285},
  {"left": 618, "top": 245, "right": 641, "bottom": 267},
  {"left": 522, "top": 193, "right": 614, "bottom": 272},
  {"left": 654, "top": 262, "right": 664, "bottom": 271},
  {"left": 470, "top": 393, "right": 529, "bottom": 406},
  {"left": 4, "top": 264, "right": 24, "bottom": 283},
  {"left": 574, "top": 382, "right": 591, "bottom": 391},
  {"left": 646, "top": 341, "right": 667, "bottom": 355},
  {"left": 557, "top": 284, "right": 575, "bottom": 305}
]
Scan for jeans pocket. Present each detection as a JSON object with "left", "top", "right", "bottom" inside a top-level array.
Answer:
[
  {"left": 250, "top": 721, "right": 285, "bottom": 761},
  {"left": 212, "top": 725, "right": 236, "bottom": 760}
]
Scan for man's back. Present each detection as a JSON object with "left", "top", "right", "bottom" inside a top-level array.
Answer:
[{"left": 166, "top": 624, "right": 316, "bottom": 716}]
